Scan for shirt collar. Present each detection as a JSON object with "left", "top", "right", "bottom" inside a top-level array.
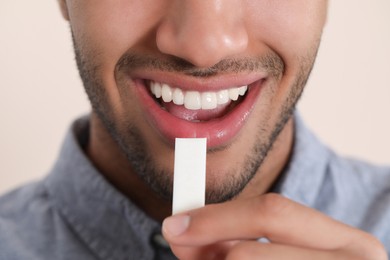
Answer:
[
  {"left": 45, "top": 116, "right": 161, "bottom": 260},
  {"left": 275, "top": 113, "right": 331, "bottom": 207}
]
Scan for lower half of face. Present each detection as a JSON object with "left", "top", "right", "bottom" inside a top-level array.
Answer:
[{"left": 74, "top": 41, "right": 319, "bottom": 203}]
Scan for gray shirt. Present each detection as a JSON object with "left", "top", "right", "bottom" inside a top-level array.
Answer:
[{"left": 1, "top": 115, "right": 390, "bottom": 259}]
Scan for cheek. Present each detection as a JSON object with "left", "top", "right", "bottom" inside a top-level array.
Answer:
[
  {"left": 66, "top": 0, "right": 170, "bottom": 117},
  {"left": 246, "top": 1, "right": 326, "bottom": 66},
  {"left": 67, "top": 0, "right": 166, "bottom": 72},
  {"left": 243, "top": 2, "right": 327, "bottom": 120}
]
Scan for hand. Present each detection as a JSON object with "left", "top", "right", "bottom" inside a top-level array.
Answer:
[{"left": 162, "top": 193, "right": 387, "bottom": 260}]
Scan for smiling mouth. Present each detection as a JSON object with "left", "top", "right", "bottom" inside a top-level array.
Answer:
[
  {"left": 133, "top": 75, "right": 264, "bottom": 147},
  {"left": 146, "top": 80, "right": 250, "bottom": 122}
]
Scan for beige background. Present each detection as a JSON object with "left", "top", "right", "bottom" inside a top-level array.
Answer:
[{"left": 0, "top": 1, "right": 389, "bottom": 194}]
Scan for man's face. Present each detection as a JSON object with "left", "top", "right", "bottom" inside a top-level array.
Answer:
[{"left": 60, "top": 1, "right": 327, "bottom": 202}]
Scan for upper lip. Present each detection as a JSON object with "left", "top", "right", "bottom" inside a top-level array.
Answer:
[{"left": 128, "top": 70, "right": 268, "bottom": 92}]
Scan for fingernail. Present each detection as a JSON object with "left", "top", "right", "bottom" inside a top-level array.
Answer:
[{"left": 163, "top": 214, "right": 190, "bottom": 236}]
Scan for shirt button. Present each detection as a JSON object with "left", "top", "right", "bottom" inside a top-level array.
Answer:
[{"left": 152, "top": 233, "right": 170, "bottom": 249}]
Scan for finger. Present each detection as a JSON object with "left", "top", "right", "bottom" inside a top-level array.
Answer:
[
  {"left": 226, "top": 241, "right": 343, "bottom": 260},
  {"left": 169, "top": 238, "right": 387, "bottom": 260},
  {"left": 163, "top": 193, "right": 371, "bottom": 250},
  {"left": 170, "top": 241, "right": 238, "bottom": 260}
]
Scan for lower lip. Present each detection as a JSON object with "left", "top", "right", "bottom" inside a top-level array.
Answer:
[{"left": 134, "top": 79, "right": 263, "bottom": 148}]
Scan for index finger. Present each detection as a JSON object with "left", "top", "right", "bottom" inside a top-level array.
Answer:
[{"left": 162, "top": 193, "right": 374, "bottom": 251}]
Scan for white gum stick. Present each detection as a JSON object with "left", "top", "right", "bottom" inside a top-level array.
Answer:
[{"left": 172, "top": 138, "right": 207, "bottom": 215}]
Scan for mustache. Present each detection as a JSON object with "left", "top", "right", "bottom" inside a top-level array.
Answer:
[{"left": 116, "top": 52, "right": 285, "bottom": 78}]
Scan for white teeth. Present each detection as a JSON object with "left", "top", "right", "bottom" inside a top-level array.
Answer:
[
  {"left": 153, "top": 82, "right": 162, "bottom": 98},
  {"left": 150, "top": 84, "right": 156, "bottom": 95},
  {"left": 229, "top": 88, "right": 239, "bottom": 101},
  {"left": 201, "top": 92, "right": 217, "bottom": 110},
  {"left": 217, "top": 89, "right": 229, "bottom": 105},
  {"left": 161, "top": 84, "right": 173, "bottom": 102},
  {"left": 238, "top": 85, "right": 248, "bottom": 96},
  {"left": 184, "top": 91, "right": 201, "bottom": 110},
  {"left": 173, "top": 88, "right": 184, "bottom": 105},
  {"left": 149, "top": 81, "right": 248, "bottom": 110}
]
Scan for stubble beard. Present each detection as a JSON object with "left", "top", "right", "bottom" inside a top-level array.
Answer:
[{"left": 73, "top": 36, "right": 319, "bottom": 204}]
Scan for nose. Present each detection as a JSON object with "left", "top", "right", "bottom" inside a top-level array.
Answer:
[{"left": 156, "top": 0, "right": 248, "bottom": 68}]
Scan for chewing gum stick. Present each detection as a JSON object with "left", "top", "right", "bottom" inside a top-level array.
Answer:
[{"left": 172, "top": 138, "right": 207, "bottom": 215}]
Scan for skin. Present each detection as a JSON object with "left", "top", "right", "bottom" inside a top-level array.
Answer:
[{"left": 58, "top": 0, "right": 387, "bottom": 259}]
